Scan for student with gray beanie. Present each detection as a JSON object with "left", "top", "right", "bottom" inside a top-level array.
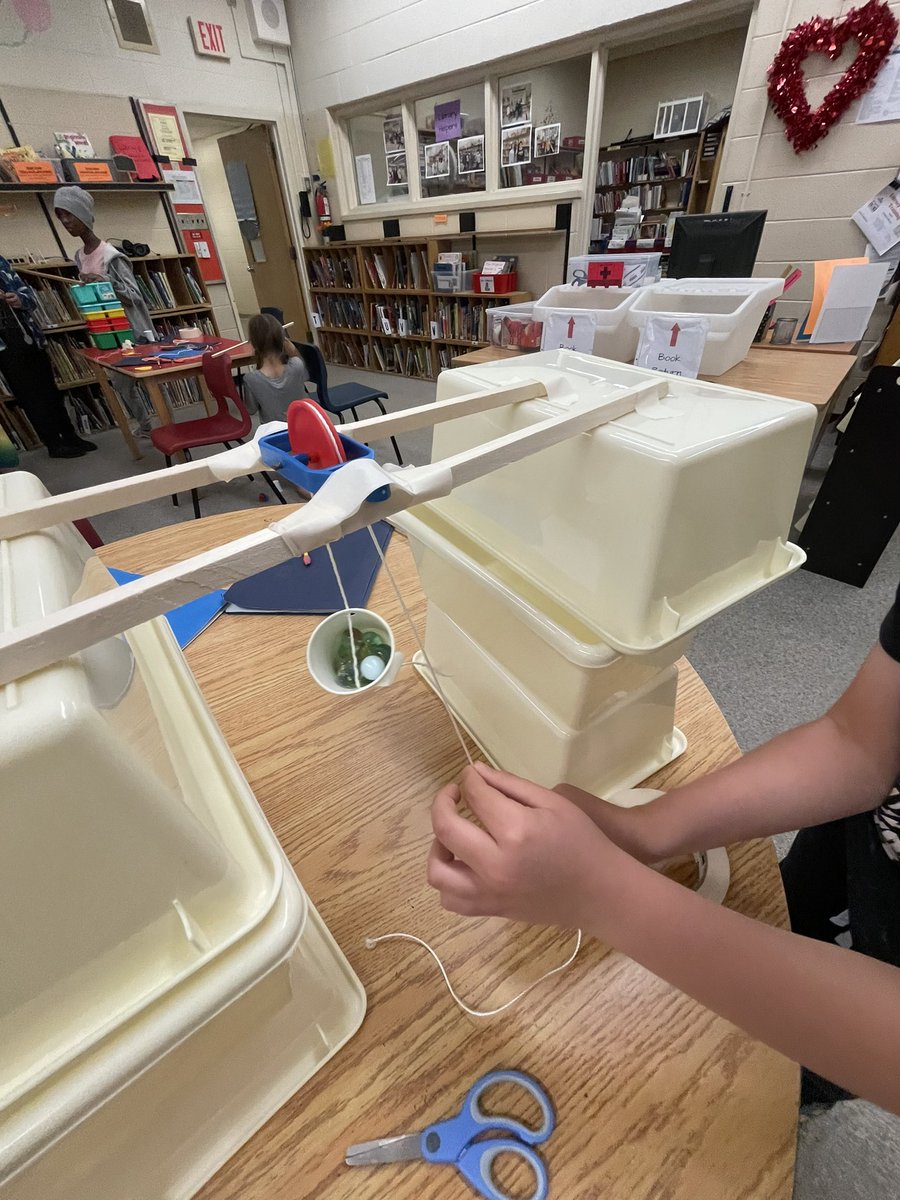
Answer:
[{"left": 54, "top": 186, "right": 155, "bottom": 426}]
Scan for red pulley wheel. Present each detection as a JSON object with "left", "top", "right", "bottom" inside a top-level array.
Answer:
[{"left": 286, "top": 398, "right": 346, "bottom": 469}]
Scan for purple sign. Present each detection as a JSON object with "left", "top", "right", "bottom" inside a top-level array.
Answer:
[{"left": 434, "top": 99, "right": 462, "bottom": 141}]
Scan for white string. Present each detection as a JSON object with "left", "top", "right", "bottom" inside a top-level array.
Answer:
[
  {"left": 366, "top": 524, "right": 473, "bottom": 768},
  {"left": 325, "top": 541, "right": 360, "bottom": 689},
  {"left": 359, "top": 522, "right": 583, "bottom": 1017},
  {"left": 365, "top": 929, "right": 583, "bottom": 1019}
]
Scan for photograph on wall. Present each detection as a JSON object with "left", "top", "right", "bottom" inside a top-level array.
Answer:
[
  {"left": 424, "top": 140, "right": 451, "bottom": 178},
  {"left": 534, "top": 122, "right": 561, "bottom": 157},
  {"left": 457, "top": 134, "right": 485, "bottom": 174},
  {"left": 383, "top": 115, "right": 405, "bottom": 153},
  {"left": 385, "top": 152, "right": 408, "bottom": 186},
  {"left": 500, "top": 123, "right": 532, "bottom": 167},
  {"left": 500, "top": 81, "right": 531, "bottom": 127}
]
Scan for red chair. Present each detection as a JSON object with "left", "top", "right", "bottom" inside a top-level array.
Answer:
[{"left": 150, "top": 350, "right": 287, "bottom": 519}]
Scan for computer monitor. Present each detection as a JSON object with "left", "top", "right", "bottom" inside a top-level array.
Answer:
[{"left": 667, "top": 210, "right": 766, "bottom": 278}]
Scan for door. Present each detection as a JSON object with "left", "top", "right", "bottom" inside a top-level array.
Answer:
[{"left": 218, "top": 124, "right": 311, "bottom": 340}]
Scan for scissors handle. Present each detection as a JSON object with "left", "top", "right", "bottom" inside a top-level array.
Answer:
[
  {"left": 457, "top": 1138, "right": 549, "bottom": 1200},
  {"left": 421, "top": 1070, "right": 554, "bottom": 1163}
]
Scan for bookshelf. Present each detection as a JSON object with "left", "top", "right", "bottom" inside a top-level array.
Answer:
[
  {"left": 591, "top": 121, "right": 729, "bottom": 249},
  {"left": 0, "top": 253, "right": 219, "bottom": 450},
  {"left": 304, "top": 238, "right": 532, "bottom": 382}
]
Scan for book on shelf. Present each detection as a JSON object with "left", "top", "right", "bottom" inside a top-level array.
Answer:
[
  {"left": 409, "top": 248, "right": 428, "bottom": 289},
  {"left": 147, "top": 269, "right": 175, "bottom": 309},
  {"left": 181, "top": 265, "right": 206, "bottom": 305},
  {"left": 27, "top": 281, "right": 75, "bottom": 329},
  {"left": 308, "top": 251, "right": 359, "bottom": 290},
  {"left": 369, "top": 297, "right": 426, "bottom": 336},
  {"left": 596, "top": 147, "right": 696, "bottom": 188},
  {"left": 316, "top": 293, "right": 365, "bottom": 330},
  {"left": 45, "top": 335, "right": 88, "bottom": 386},
  {"left": 432, "top": 297, "right": 488, "bottom": 343},
  {"left": 135, "top": 273, "right": 158, "bottom": 308}
]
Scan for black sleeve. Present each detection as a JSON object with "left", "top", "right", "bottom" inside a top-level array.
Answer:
[{"left": 879, "top": 581, "right": 900, "bottom": 663}]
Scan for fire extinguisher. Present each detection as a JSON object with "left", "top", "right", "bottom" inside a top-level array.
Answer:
[{"left": 315, "top": 180, "right": 331, "bottom": 229}]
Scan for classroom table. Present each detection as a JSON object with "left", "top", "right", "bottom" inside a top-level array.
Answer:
[
  {"left": 98, "top": 507, "right": 799, "bottom": 1200},
  {"left": 451, "top": 344, "right": 855, "bottom": 440},
  {"left": 80, "top": 337, "right": 255, "bottom": 462}
]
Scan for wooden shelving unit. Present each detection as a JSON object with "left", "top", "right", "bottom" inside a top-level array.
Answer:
[
  {"left": 0, "top": 253, "right": 219, "bottom": 450},
  {"left": 304, "top": 238, "right": 534, "bottom": 381},
  {"left": 591, "top": 120, "right": 729, "bottom": 251}
]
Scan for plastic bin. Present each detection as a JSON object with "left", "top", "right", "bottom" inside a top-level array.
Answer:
[
  {"left": 533, "top": 284, "right": 642, "bottom": 360},
  {"left": 432, "top": 267, "right": 475, "bottom": 293},
  {"left": 422, "top": 350, "right": 814, "bottom": 652},
  {"left": 473, "top": 271, "right": 518, "bottom": 294},
  {"left": 567, "top": 253, "right": 662, "bottom": 288},
  {"left": 627, "top": 277, "right": 784, "bottom": 375},
  {"left": 258, "top": 428, "right": 389, "bottom": 501},
  {"left": 71, "top": 281, "right": 116, "bottom": 305},
  {"left": 396, "top": 504, "right": 692, "bottom": 727},
  {"left": 0, "top": 471, "right": 366, "bottom": 1195},
  {"left": 415, "top": 604, "right": 685, "bottom": 795},
  {"left": 485, "top": 303, "right": 543, "bottom": 350},
  {"left": 115, "top": 329, "right": 135, "bottom": 346},
  {"left": 90, "top": 331, "right": 118, "bottom": 348}
]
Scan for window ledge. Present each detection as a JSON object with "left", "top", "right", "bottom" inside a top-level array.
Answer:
[{"left": 340, "top": 179, "right": 584, "bottom": 224}]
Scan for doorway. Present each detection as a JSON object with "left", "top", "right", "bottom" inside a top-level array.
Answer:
[{"left": 184, "top": 113, "right": 311, "bottom": 342}]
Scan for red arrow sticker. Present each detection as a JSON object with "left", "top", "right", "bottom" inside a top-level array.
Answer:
[
  {"left": 670, "top": 322, "right": 681, "bottom": 347},
  {"left": 567, "top": 317, "right": 576, "bottom": 339}
]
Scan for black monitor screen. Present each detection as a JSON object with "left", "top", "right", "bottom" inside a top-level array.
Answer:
[{"left": 668, "top": 210, "right": 766, "bottom": 278}]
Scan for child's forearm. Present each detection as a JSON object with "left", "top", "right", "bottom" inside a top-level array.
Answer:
[
  {"left": 639, "top": 712, "right": 892, "bottom": 858},
  {"left": 591, "top": 859, "right": 900, "bottom": 1114}
]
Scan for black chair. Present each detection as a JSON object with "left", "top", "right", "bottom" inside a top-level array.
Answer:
[{"left": 293, "top": 340, "right": 403, "bottom": 466}]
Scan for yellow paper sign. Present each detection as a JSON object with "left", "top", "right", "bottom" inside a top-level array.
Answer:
[
  {"left": 316, "top": 137, "right": 335, "bottom": 179},
  {"left": 147, "top": 112, "right": 185, "bottom": 162}
]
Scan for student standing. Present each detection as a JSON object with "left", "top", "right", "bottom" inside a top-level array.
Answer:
[
  {"left": 54, "top": 186, "right": 155, "bottom": 427},
  {"left": 0, "top": 255, "right": 94, "bottom": 458}
]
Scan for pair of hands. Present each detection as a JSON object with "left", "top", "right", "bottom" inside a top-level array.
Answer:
[
  {"left": 2, "top": 291, "right": 22, "bottom": 309},
  {"left": 427, "top": 763, "right": 658, "bottom": 933}
]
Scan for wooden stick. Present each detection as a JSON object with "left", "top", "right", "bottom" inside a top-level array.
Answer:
[
  {"left": 0, "top": 379, "right": 662, "bottom": 685},
  {"left": 212, "top": 321, "right": 294, "bottom": 358},
  {"left": 0, "top": 381, "right": 546, "bottom": 539}
]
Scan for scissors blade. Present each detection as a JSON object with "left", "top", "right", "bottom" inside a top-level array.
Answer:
[{"left": 345, "top": 1133, "right": 422, "bottom": 1166}]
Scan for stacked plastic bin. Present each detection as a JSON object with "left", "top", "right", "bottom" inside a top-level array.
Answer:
[
  {"left": 394, "top": 350, "right": 814, "bottom": 796},
  {"left": 71, "top": 281, "right": 134, "bottom": 349},
  {"left": 0, "top": 472, "right": 366, "bottom": 1199}
]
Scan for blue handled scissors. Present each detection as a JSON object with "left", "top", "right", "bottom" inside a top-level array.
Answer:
[{"left": 345, "top": 1069, "right": 555, "bottom": 1200}]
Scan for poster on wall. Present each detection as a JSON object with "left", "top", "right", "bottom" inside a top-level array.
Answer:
[
  {"left": 434, "top": 99, "right": 462, "bottom": 141},
  {"left": 146, "top": 110, "right": 186, "bottom": 161},
  {"left": 500, "top": 123, "right": 532, "bottom": 166},
  {"left": 500, "top": 82, "right": 531, "bottom": 127},
  {"left": 162, "top": 167, "right": 202, "bottom": 205},
  {"left": 355, "top": 153, "right": 377, "bottom": 204},
  {"left": 386, "top": 153, "right": 408, "bottom": 186},
  {"left": 383, "top": 115, "right": 405, "bottom": 153},
  {"left": 534, "top": 123, "right": 561, "bottom": 157},
  {"left": 457, "top": 135, "right": 485, "bottom": 174},
  {"left": 424, "top": 141, "right": 451, "bottom": 178}
]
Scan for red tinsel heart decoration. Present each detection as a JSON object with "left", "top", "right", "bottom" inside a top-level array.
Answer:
[{"left": 767, "top": 0, "right": 898, "bottom": 154}]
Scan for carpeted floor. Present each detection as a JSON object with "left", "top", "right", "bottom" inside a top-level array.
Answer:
[{"left": 13, "top": 365, "right": 900, "bottom": 1199}]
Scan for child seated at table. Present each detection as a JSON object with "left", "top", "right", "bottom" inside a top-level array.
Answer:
[{"left": 243, "top": 313, "right": 310, "bottom": 423}]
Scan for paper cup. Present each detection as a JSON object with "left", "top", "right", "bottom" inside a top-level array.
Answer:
[{"left": 307, "top": 608, "right": 403, "bottom": 695}]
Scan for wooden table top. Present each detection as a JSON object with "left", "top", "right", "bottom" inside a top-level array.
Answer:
[
  {"left": 80, "top": 336, "right": 255, "bottom": 380},
  {"left": 703, "top": 346, "right": 855, "bottom": 410},
  {"left": 451, "top": 344, "right": 854, "bottom": 410},
  {"left": 99, "top": 508, "right": 798, "bottom": 1200}
]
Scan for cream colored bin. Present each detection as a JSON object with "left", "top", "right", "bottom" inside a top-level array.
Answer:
[
  {"left": 417, "top": 604, "right": 685, "bottom": 795},
  {"left": 425, "top": 351, "right": 813, "bottom": 653},
  {"left": 627, "top": 277, "right": 783, "bottom": 375},
  {"left": 534, "top": 284, "right": 641, "bottom": 361},
  {"left": 0, "top": 472, "right": 365, "bottom": 1197},
  {"left": 395, "top": 505, "right": 692, "bottom": 728}
]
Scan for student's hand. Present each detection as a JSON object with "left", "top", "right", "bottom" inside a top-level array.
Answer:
[
  {"left": 2, "top": 291, "right": 22, "bottom": 309},
  {"left": 427, "top": 762, "right": 636, "bottom": 930},
  {"left": 552, "top": 782, "right": 664, "bottom": 864}
]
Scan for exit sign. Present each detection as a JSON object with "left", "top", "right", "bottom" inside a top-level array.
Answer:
[{"left": 188, "top": 16, "right": 229, "bottom": 58}]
